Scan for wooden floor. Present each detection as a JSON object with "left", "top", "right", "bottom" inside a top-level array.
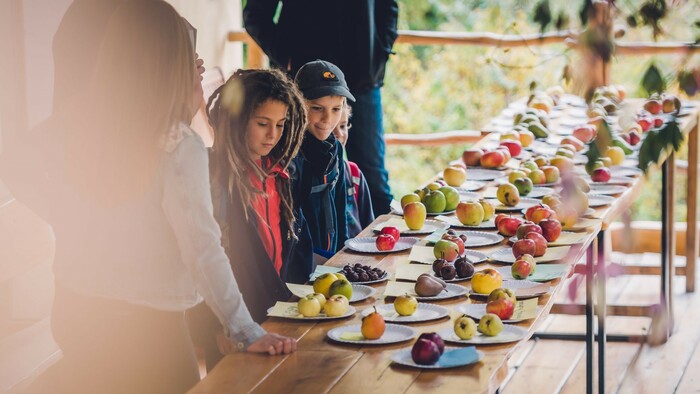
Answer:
[{"left": 501, "top": 252, "right": 700, "bottom": 394}]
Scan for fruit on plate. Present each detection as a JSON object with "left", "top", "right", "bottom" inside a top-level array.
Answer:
[
  {"left": 525, "top": 203, "right": 556, "bottom": 224},
  {"left": 486, "top": 297, "right": 515, "bottom": 320},
  {"left": 439, "top": 186, "right": 460, "bottom": 211},
  {"left": 341, "top": 264, "right": 386, "bottom": 283},
  {"left": 423, "top": 190, "right": 447, "bottom": 214},
  {"left": 497, "top": 183, "right": 520, "bottom": 207},
  {"left": 375, "top": 234, "right": 396, "bottom": 251},
  {"left": 541, "top": 165, "right": 560, "bottom": 184},
  {"left": 443, "top": 166, "right": 467, "bottom": 187},
  {"left": 454, "top": 256, "right": 475, "bottom": 278},
  {"left": 480, "top": 150, "right": 507, "bottom": 168},
  {"left": 298, "top": 294, "right": 322, "bottom": 317},
  {"left": 454, "top": 315, "right": 478, "bottom": 340},
  {"left": 512, "top": 257, "right": 534, "bottom": 279},
  {"left": 519, "top": 130, "right": 535, "bottom": 147},
  {"left": 591, "top": 167, "right": 611, "bottom": 183},
  {"left": 539, "top": 219, "right": 562, "bottom": 242},
  {"left": 496, "top": 215, "right": 523, "bottom": 237},
  {"left": 380, "top": 226, "right": 401, "bottom": 242},
  {"left": 440, "top": 263, "right": 457, "bottom": 280},
  {"left": 519, "top": 253, "right": 537, "bottom": 273},
  {"left": 361, "top": 306, "right": 386, "bottom": 339},
  {"left": 471, "top": 268, "right": 503, "bottom": 294},
  {"left": 432, "top": 257, "right": 447, "bottom": 276},
  {"left": 516, "top": 221, "right": 542, "bottom": 239},
  {"left": 508, "top": 170, "right": 528, "bottom": 184},
  {"left": 605, "top": 146, "right": 626, "bottom": 165},
  {"left": 525, "top": 232, "right": 548, "bottom": 257},
  {"left": 499, "top": 139, "right": 522, "bottom": 157},
  {"left": 415, "top": 273, "right": 447, "bottom": 297},
  {"left": 528, "top": 169, "right": 547, "bottom": 185},
  {"left": 487, "top": 287, "right": 516, "bottom": 304},
  {"left": 462, "top": 148, "right": 484, "bottom": 167},
  {"left": 403, "top": 202, "right": 427, "bottom": 230},
  {"left": 324, "top": 295, "right": 349, "bottom": 317},
  {"left": 394, "top": 294, "right": 418, "bottom": 316},
  {"left": 441, "top": 233, "right": 465, "bottom": 255},
  {"left": 313, "top": 273, "right": 340, "bottom": 297},
  {"left": 329, "top": 278, "right": 353, "bottom": 300},
  {"left": 513, "top": 177, "right": 533, "bottom": 196},
  {"left": 456, "top": 200, "right": 484, "bottom": 226},
  {"left": 554, "top": 205, "right": 578, "bottom": 229},
  {"left": 479, "top": 199, "right": 496, "bottom": 221},
  {"left": 411, "top": 338, "right": 441, "bottom": 365},
  {"left": 512, "top": 238, "right": 536, "bottom": 259},
  {"left": 418, "top": 332, "right": 446, "bottom": 355},
  {"left": 433, "top": 239, "right": 460, "bottom": 261},
  {"left": 478, "top": 313, "right": 504, "bottom": 336},
  {"left": 400, "top": 193, "right": 421, "bottom": 209},
  {"left": 311, "top": 293, "right": 326, "bottom": 309}
]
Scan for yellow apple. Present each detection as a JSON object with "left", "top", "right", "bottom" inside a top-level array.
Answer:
[{"left": 443, "top": 166, "right": 467, "bottom": 187}]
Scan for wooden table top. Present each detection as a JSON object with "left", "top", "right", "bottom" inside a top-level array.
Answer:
[{"left": 189, "top": 98, "right": 699, "bottom": 394}]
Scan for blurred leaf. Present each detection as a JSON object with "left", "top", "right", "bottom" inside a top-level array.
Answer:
[
  {"left": 639, "top": 0, "right": 667, "bottom": 39},
  {"left": 579, "top": 0, "right": 593, "bottom": 26},
  {"left": 532, "top": 0, "right": 552, "bottom": 32},
  {"left": 678, "top": 69, "right": 699, "bottom": 96},
  {"left": 555, "top": 11, "right": 569, "bottom": 30},
  {"left": 585, "top": 119, "right": 613, "bottom": 173},
  {"left": 626, "top": 14, "right": 638, "bottom": 28},
  {"left": 561, "top": 64, "right": 572, "bottom": 85},
  {"left": 641, "top": 63, "right": 667, "bottom": 96}
]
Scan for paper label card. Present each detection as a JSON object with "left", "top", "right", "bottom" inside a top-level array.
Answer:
[
  {"left": 408, "top": 245, "right": 436, "bottom": 264},
  {"left": 309, "top": 265, "right": 342, "bottom": 281},
  {"left": 394, "top": 260, "right": 432, "bottom": 281},
  {"left": 286, "top": 283, "right": 314, "bottom": 298},
  {"left": 267, "top": 302, "right": 303, "bottom": 318},
  {"left": 383, "top": 281, "right": 418, "bottom": 298},
  {"left": 372, "top": 217, "right": 411, "bottom": 233},
  {"left": 511, "top": 298, "right": 538, "bottom": 320}
]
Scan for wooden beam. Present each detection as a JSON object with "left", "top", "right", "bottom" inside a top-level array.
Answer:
[
  {"left": 616, "top": 41, "right": 700, "bottom": 56},
  {"left": 394, "top": 29, "right": 573, "bottom": 47},
  {"left": 384, "top": 129, "right": 484, "bottom": 146},
  {"left": 551, "top": 303, "right": 655, "bottom": 317}
]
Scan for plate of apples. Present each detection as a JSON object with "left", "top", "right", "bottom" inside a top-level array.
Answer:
[{"left": 344, "top": 236, "right": 419, "bottom": 254}]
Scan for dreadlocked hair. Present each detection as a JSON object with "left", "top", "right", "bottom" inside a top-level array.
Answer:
[{"left": 207, "top": 68, "right": 307, "bottom": 238}]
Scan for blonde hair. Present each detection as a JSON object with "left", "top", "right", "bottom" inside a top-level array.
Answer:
[
  {"left": 61, "top": 0, "right": 196, "bottom": 203},
  {"left": 208, "top": 69, "right": 307, "bottom": 234}
]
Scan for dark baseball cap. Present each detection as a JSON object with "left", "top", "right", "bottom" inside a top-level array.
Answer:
[{"left": 294, "top": 60, "right": 356, "bottom": 102}]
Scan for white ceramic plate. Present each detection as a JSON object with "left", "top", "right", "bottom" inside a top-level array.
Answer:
[
  {"left": 436, "top": 216, "right": 497, "bottom": 230},
  {"left": 362, "top": 303, "right": 450, "bottom": 323},
  {"left": 456, "top": 181, "right": 488, "bottom": 192},
  {"left": 611, "top": 165, "right": 642, "bottom": 177},
  {"left": 495, "top": 264, "right": 569, "bottom": 282},
  {"left": 348, "top": 271, "right": 390, "bottom": 285},
  {"left": 267, "top": 305, "right": 356, "bottom": 321},
  {"left": 465, "top": 169, "right": 507, "bottom": 181},
  {"left": 587, "top": 175, "right": 634, "bottom": 185},
  {"left": 509, "top": 231, "right": 585, "bottom": 246},
  {"left": 415, "top": 283, "right": 469, "bottom": 301},
  {"left": 588, "top": 184, "right": 627, "bottom": 195},
  {"left": 488, "top": 198, "right": 541, "bottom": 212},
  {"left": 456, "top": 303, "right": 542, "bottom": 323},
  {"left": 391, "top": 208, "right": 456, "bottom": 217},
  {"left": 425, "top": 231, "right": 504, "bottom": 248},
  {"left": 488, "top": 246, "right": 570, "bottom": 264},
  {"left": 391, "top": 347, "right": 484, "bottom": 369},
  {"left": 469, "top": 279, "right": 551, "bottom": 298},
  {"left": 349, "top": 285, "right": 377, "bottom": 303},
  {"left": 372, "top": 219, "right": 450, "bottom": 236},
  {"left": 327, "top": 324, "right": 417, "bottom": 345},
  {"left": 588, "top": 194, "right": 616, "bottom": 207},
  {"left": 438, "top": 325, "right": 528, "bottom": 345},
  {"left": 344, "top": 237, "right": 419, "bottom": 254},
  {"left": 523, "top": 187, "right": 556, "bottom": 199}
]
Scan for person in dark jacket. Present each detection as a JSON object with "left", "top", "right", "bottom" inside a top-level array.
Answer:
[
  {"left": 188, "top": 68, "right": 311, "bottom": 370},
  {"left": 333, "top": 104, "right": 375, "bottom": 238},
  {"left": 293, "top": 60, "right": 353, "bottom": 258},
  {"left": 243, "top": 0, "right": 399, "bottom": 215}
]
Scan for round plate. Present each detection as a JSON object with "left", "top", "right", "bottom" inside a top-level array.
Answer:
[
  {"left": 522, "top": 187, "right": 556, "bottom": 199},
  {"left": 488, "top": 198, "right": 541, "bottom": 212},
  {"left": 267, "top": 305, "right": 356, "bottom": 321},
  {"left": 495, "top": 264, "right": 569, "bottom": 282},
  {"left": 573, "top": 155, "right": 588, "bottom": 165},
  {"left": 439, "top": 217, "right": 497, "bottom": 230},
  {"left": 428, "top": 231, "right": 504, "bottom": 248},
  {"left": 344, "top": 237, "right": 419, "bottom": 254},
  {"left": 438, "top": 325, "right": 528, "bottom": 345},
  {"left": 588, "top": 175, "right": 633, "bottom": 185},
  {"left": 588, "top": 184, "right": 626, "bottom": 195},
  {"left": 456, "top": 303, "right": 542, "bottom": 323},
  {"left": 327, "top": 324, "right": 417, "bottom": 345},
  {"left": 469, "top": 279, "right": 550, "bottom": 298},
  {"left": 431, "top": 271, "right": 471, "bottom": 283},
  {"left": 362, "top": 303, "right": 450, "bottom": 323},
  {"left": 391, "top": 208, "right": 457, "bottom": 218},
  {"left": 415, "top": 283, "right": 469, "bottom": 301},
  {"left": 456, "top": 181, "right": 488, "bottom": 192},
  {"left": 463, "top": 249, "right": 489, "bottom": 264},
  {"left": 488, "top": 247, "right": 563, "bottom": 264},
  {"left": 588, "top": 194, "right": 616, "bottom": 207},
  {"left": 611, "top": 165, "right": 642, "bottom": 177},
  {"left": 508, "top": 231, "right": 579, "bottom": 246},
  {"left": 465, "top": 169, "right": 507, "bottom": 181},
  {"left": 349, "top": 285, "right": 377, "bottom": 303},
  {"left": 350, "top": 271, "right": 390, "bottom": 285},
  {"left": 391, "top": 347, "right": 484, "bottom": 369},
  {"left": 373, "top": 220, "right": 450, "bottom": 236}
]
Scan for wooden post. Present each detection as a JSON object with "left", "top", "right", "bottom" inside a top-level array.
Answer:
[
  {"left": 578, "top": 1, "right": 613, "bottom": 100},
  {"left": 246, "top": 42, "right": 266, "bottom": 69},
  {"left": 686, "top": 121, "right": 699, "bottom": 292}
]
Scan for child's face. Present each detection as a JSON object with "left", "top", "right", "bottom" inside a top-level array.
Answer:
[
  {"left": 246, "top": 99, "right": 288, "bottom": 161},
  {"left": 305, "top": 96, "right": 345, "bottom": 141},
  {"left": 332, "top": 110, "right": 350, "bottom": 147}
]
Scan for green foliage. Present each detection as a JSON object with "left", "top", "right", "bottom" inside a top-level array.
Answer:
[
  {"left": 638, "top": 120, "right": 683, "bottom": 174},
  {"left": 640, "top": 62, "right": 667, "bottom": 96},
  {"left": 532, "top": 0, "right": 552, "bottom": 33}
]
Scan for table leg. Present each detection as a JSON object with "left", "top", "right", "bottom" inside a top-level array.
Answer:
[
  {"left": 686, "top": 124, "right": 698, "bottom": 293},
  {"left": 586, "top": 237, "right": 596, "bottom": 394},
  {"left": 661, "top": 153, "right": 676, "bottom": 340},
  {"left": 597, "top": 231, "right": 607, "bottom": 393}
]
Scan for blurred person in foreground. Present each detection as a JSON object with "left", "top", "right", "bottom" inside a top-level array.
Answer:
[{"left": 31, "top": 1, "right": 295, "bottom": 392}]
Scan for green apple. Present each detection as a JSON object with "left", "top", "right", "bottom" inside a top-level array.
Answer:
[
  {"left": 427, "top": 182, "right": 441, "bottom": 191},
  {"left": 394, "top": 294, "right": 418, "bottom": 316},
  {"left": 478, "top": 313, "right": 504, "bottom": 336},
  {"left": 456, "top": 200, "right": 484, "bottom": 226},
  {"left": 479, "top": 198, "right": 495, "bottom": 221},
  {"left": 329, "top": 279, "right": 353, "bottom": 300},
  {"left": 433, "top": 239, "right": 459, "bottom": 261},
  {"left": 298, "top": 295, "right": 322, "bottom": 317},
  {"left": 454, "top": 316, "right": 478, "bottom": 340},
  {"left": 423, "top": 190, "right": 447, "bottom": 213},
  {"left": 508, "top": 170, "right": 528, "bottom": 184},
  {"left": 401, "top": 193, "right": 421, "bottom": 208},
  {"left": 313, "top": 273, "right": 340, "bottom": 297},
  {"left": 521, "top": 160, "right": 539, "bottom": 172},
  {"left": 439, "top": 186, "right": 460, "bottom": 211},
  {"left": 513, "top": 177, "right": 533, "bottom": 196}
]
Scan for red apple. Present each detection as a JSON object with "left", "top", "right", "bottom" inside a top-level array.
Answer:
[
  {"left": 380, "top": 226, "right": 400, "bottom": 242},
  {"left": 433, "top": 239, "right": 459, "bottom": 262},
  {"left": 516, "top": 221, "right": 543, "bottom": 240},
  {"left": 462, "top": 148, "right": 484, "bottom": 167},
  {"left": 480, "top": 150, "right": 506, "bottom": 168},
  {"left": 591, "top": 167, "right": 611, "bottom": 183},
  {"left": 525, "top": 232, "right": 547, "bottom": 257},
  {"left": 560, "top": 137, "right": 585, "bottom": 152},
  {"left": 539, "top": 219, "right": 562, "bottom": 242},
  {"left": 573, "top": 125, "right": 596, "bottom": 143},
  {"left": 441, "top": 233, "right": 465, "bottom": 256},
  {"left": 629, "top": 130, "right": 641, "bottom": 146},
  {"left": 494, "top": 213, "right": 509, "bottom": 227},
  {"left": 375, "top": 234, "right": 396, "bottom": 251},
  {"left": 644, "top": 99, "right": 663, "bottom": 115},
  {"left": 497, "top": 216, "right": 523, "bottom": 237},
  {"left": 653, "top": 117, "right": 664, "bottom": 128},
  {"left": 486, "top": 298, "right": 515, "bottom": 320},
  {"left": 512, "top": 238, "right": 536, "bottom": 259},
  {"left": 496, "top": 146, "right": 512, "bottom": 163},
  {"left": 417, "top": 332, "right": 445, "bottom": 355},
  {"left": 411, "top": 338, "right": 441, "bottom": 365},
  {"left": 499, "top": 140, "right": 522, "bottom": 157},
  {"left": 526, "top": 203, "right": 556, "bottom": 224},
  {"left": 512, "top": 258, "right": 533, "bottom": 279}
]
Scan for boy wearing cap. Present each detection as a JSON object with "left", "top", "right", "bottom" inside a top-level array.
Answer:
[{"left": 291, "top": 60, "right": 354, "bottom": 258}]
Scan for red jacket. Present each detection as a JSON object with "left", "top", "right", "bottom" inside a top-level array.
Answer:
[{"left": 249, "top": 160, "right": 287, "bottom": 274}]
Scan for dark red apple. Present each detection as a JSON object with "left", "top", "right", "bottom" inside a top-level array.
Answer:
[
  {"left": 644, "top": 99, "right": 662, "bottom": 115},
  {"left": 497, "top": 216, "right": 523, "bottom": 237},
  {"left": 499, "top": 140, "right": 523, "bottom": 157},
  {"left": 512, "top": 239, "right": 536, "bottom": 259},
  {"left": 417, "top": 332, "right": 445, "bottom": 355},
  {"left": 629, "top": 130, "right": 641, "bottom": 146},
  {"left": 380, "top": 226, "right": 401, "bottom": 242},
  {"left": 516, "top": 221, "right": 543, "bottom": 240},
  {"left": 375, "top": 234, "right": 396, "bottom": 251},
  {"left": 653, "top": 117, "right": 664, "bottom": 128},
  {"left": 462, "top": 148, "right": 484, "bottom": 167},
  {"left": 539, "top": 219, "right": 562, "bottom": 242},
  {"left": 591, "top": 167, "right": 611, "bottom": 183},
  {"left": 525, "top": 232, "right": 548, "bottom": 257},
  {"left": 411, "top": 338, "right": 441, "bottom": 365}
]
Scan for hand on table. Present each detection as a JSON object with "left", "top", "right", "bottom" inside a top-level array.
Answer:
[{"left": 217, "top": 332, "right": 297, "bottom": 356}]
